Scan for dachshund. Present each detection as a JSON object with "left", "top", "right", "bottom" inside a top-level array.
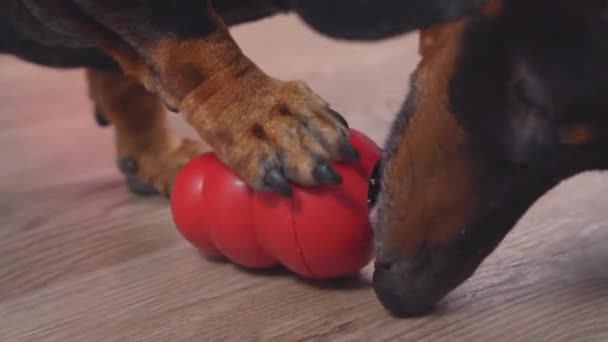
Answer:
[{"left": 11, "top": 0, "right": 595, "bottom": 318}]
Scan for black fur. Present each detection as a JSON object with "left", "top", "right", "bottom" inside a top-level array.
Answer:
[
  {"left": 0, "top": 0, "right": 487, "bottom": 69},
  {"left": 71, "top": 0, "right": 218, "bottom": 42},
  {"left": 294, "top": 0, "right": 488, "bottom": 40}
]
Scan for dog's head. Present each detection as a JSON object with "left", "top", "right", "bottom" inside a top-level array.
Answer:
[{"left": 371, "top": 0, "right": 608, "bottom": 317}]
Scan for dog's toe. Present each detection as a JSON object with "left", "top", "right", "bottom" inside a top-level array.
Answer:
[
  {"left": 125, "top": 175, "right": 160, "bottom": 196},
  {"left": 117, "top": 157, "right": 138, "bottom": 175}
]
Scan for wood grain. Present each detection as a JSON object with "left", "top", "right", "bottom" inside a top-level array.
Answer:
[{"left": 1, "top": 14, "right": 608, "bottom": 341}]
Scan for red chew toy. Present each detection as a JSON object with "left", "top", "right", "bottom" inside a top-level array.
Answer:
[{"left": 170, "top": 129, "right": 380, "bottom": 279}]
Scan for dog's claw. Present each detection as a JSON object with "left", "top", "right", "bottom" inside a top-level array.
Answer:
[
  {"left": 164, "top": 101, "right": 179, "bottom": 113},
  {"left": 328, "top": 108, "right": 349, "bottom": 129},
  {"left": 118, "top": 157, "right": 138, "bottom": 175},
  {"left": 313, "top": 162, "right": 342, "bottom": 185},
  {"left": 94, "top": 108, "right": 111, "bottom": 127},
  {"left": 264, "top": 169, "right": 292, "bottom": 197},
  {"left": 340, "top": 140, "right": 360, "bottom": 161},
  {"left": 126, "top": 175, "right": 160, "bottom": 196}
]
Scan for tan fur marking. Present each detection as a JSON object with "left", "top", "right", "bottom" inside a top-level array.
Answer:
[
  {"left": 384, "top": 21, "right": 479, "bottom": 255},
  {"left": 560, "top": 124, "right": 595, "bottom": 146}
]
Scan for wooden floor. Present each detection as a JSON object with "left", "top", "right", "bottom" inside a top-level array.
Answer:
[{"left": 2, "top": 15, "right": 608, "bottom": 341}]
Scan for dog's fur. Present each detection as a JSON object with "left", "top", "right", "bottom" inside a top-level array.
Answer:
[{"left": 8, "top": 0, "right": 606, "bottom": 318}]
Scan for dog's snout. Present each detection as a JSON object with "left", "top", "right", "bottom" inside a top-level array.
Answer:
[
  {"left": 372, "top": 248, "right": 480, "bottom": 317},
  {"left": 372, "top": 257, "right": 437, "bottom": 317},
  {"left": 374, "top": 254, "right": 418, "bottom": 275}
]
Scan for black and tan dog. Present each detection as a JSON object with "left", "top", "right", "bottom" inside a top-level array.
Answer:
[{"left": 4, "top": 0, "right": 607, "bottom": 318}]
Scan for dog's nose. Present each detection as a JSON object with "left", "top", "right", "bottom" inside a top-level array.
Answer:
[{"left": 372, "top": 258, "right": 437, "bottom": 317}]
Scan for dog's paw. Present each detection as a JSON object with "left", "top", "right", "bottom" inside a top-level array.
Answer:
[
  {"left": 202, "top": 79, "right": 358, "bottom": 196},
  {"left": 117, "top": 138, "right": 205, "bottom": 197}
]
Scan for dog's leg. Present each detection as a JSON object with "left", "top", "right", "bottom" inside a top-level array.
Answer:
[
  {"left": 86, "top": 68, "right": 207, "bottom": 196},
  {"left": 24, "top": 0, "right": 355, "bottom": 196}
]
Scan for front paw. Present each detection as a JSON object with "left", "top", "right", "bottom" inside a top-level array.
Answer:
[
  {"left": 202, "top": 80, "right": 359, "bottom": 196},
  {"left": 118, "top": 138, "right": 206, "bottom": 197}
]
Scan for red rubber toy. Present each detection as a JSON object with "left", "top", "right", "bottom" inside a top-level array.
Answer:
[{"left": 170, "top": 129, "right": 380, "bottom": 279}]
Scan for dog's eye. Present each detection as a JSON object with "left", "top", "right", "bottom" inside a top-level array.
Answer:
[{"left": 367, "top": 160, "right": 381, "bottom": 209}]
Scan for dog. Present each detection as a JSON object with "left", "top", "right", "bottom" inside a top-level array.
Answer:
[
  {"left": 13, "top": 0, "right": 599, "bottom": 318},
  {"left": 371, "top": 0, "right": 608, "bottom": 317},
  {"left": 0, "top": 0, "right": 489, "bottom": 316}
]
